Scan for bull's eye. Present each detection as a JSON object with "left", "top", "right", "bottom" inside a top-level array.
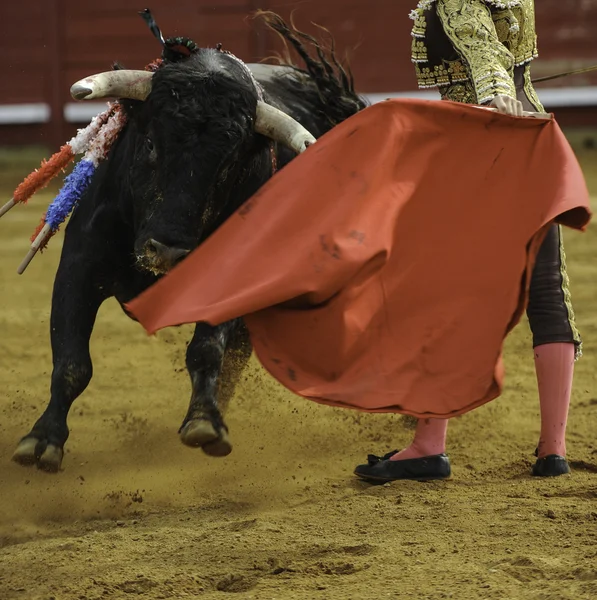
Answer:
[{"left": 146, "top": 137, "right": 154, "bottom": 152}]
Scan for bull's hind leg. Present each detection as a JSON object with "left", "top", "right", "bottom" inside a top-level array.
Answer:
[
  {"left": 12, "top": 254, "right": 108, "bottom": 473},
  {"left": 179, "top": 319, "right": 252, "bottom": 456}
]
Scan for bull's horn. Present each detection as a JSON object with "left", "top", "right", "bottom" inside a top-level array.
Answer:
[
  {"left": 255, "top": 102, "right": 316, "bottom": 154},
  {"left": 70, "top": 70, "right": 153, "bottom": 101}
]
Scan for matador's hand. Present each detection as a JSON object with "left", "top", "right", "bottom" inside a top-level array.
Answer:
[{"left": 489, "top": 94, "right": 524, "bottom": 117}]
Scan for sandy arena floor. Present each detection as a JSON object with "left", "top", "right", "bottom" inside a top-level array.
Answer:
[{"left": 0, "top": 144, "right": 596, "bottom": 600}]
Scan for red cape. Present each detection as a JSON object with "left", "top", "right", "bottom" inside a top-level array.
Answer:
[{"left": 127, "top": 99, "right": 591, "bottom": 418}]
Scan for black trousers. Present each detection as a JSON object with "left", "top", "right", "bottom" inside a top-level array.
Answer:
[{"left": 527, "top": 224, "right": 581, "bottom": 353}]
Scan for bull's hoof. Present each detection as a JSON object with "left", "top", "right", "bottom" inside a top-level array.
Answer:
[
  {"left": 11, "top": 437, "right": 39, "bottom": 466},
  {"left": 12, "top": 437, "right": 64, "bottom": 473},
  {"left": 37, "top": 445, "right": 64, "bottom": 473},
  {"left": 179, "top": 419, "right": 232, "bottom": 457},
  {"left": 202, "top": 431, "right": 233, "bottom": 457}
]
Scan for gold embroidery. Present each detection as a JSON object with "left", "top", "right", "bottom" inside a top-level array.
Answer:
[
  {"left": 439, "top": 81, "right": 477, "bottom": 103},
  {"left": 410, "top": 0, "right": 538, "bottom": 102},
  {"left": 483, "top": 1, "right": 522, "bottom": 7}
]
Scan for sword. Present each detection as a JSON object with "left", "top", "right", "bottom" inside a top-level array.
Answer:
[{"left": 532, "top": 64, "right": 597, "bottom": 84}]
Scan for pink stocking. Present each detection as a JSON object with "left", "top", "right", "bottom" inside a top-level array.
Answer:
[
  {"left": 535, "top": 342, "right": 575, "bottom": 458},
  {"left": 389, "top": 418, "right": 448, "bottom": 461}
]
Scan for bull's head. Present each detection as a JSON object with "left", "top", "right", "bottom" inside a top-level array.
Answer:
[{"left": 71, "top": 51, "right": 315, "bottom": 275}]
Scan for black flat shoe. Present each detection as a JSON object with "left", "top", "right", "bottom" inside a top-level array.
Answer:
[
  {"left": 532, "top": 454, "right": 570, "bottom": 477},
  {"left": 354, "top": 450, "right": 451, "bottom": 483}
]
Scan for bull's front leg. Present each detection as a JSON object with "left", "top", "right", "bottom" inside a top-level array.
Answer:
[
  {"left": 179, "top": 319, "right": 252, "bottom": 457},
  {"left": 12, "top": 253, "right": 109, "bottom": 473}
]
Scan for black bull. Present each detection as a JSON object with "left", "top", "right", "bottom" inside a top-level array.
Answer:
[{"left": 12, "top": 17, "right": 368, "bottom": 472}]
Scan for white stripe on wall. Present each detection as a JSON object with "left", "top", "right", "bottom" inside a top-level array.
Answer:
[
  {"left": 63, "top": 102, "right": 111, "bottom": 123},
  {"left": 0, "top": 86, "right": 597, "bottom": 125},
  {"left": 0, "top": 103, "right": 51, "bottom": 124}
]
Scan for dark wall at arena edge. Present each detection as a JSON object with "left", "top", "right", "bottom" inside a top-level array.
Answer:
[{"left": 2, "top": 0, "right": 597, "bottom": 148}]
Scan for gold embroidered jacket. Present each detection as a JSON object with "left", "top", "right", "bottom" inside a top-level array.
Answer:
[{"left": 410, "top": 0, "right": 542, "bottom": 109}]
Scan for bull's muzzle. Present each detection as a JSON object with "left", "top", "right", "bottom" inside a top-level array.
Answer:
[{"left": 140, "top": 238, "right": 190, "bottom": 273}]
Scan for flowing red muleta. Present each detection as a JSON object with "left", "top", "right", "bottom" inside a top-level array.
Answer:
[{"left": 126, "top": 98, "right": 591, "bottom": 419}]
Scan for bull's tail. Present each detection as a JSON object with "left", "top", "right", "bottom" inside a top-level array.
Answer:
[{"left": 254, "top": 10, "right": 369, "bottom": 125}]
